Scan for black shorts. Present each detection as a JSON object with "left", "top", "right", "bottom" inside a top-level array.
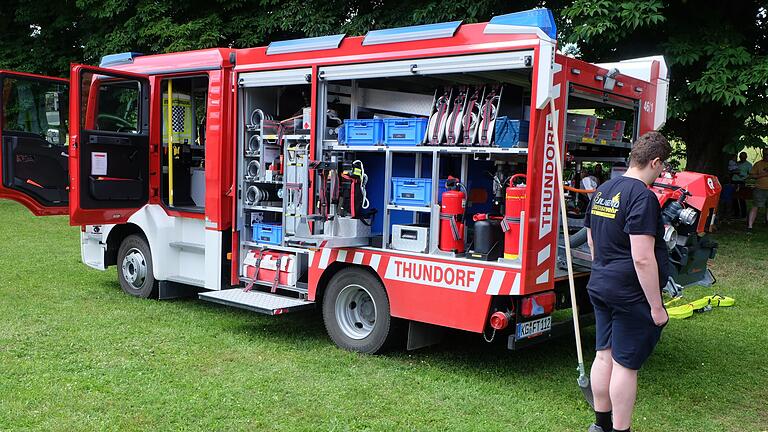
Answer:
[{"left": 589, "top": 291, "right": 664, "bottom": 370}]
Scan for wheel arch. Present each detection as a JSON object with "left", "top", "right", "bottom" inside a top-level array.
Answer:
[
  {"left": 314, "top": 261, "right": 388, "bottom": 304},
  {"left": 105, "top": 223, "right": 146, "bottom": 267}
]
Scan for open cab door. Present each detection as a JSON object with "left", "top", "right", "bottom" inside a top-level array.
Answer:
[
  {"left": 69, "top": 65, "right": 151, "bottom": 226},
  {"left": 0, "top": 71, "right": 70, "bottom": 215}
]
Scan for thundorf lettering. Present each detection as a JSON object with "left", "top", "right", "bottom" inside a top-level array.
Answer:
[
  {"left": 385, "top": 257, "right": 481, "bottom": 292},
  {"left": 539, "top": 109, "right": 558, "bottom": 239}
]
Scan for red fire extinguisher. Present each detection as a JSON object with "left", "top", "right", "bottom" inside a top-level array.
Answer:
[
  {"left": 502, "top": 174, "right": 526, "bottom": 259},
  {"left": 439, "top": 176, "right": 466, "bottom": 253}
]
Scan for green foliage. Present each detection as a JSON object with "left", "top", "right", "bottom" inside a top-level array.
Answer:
[
  {"left": 0, "top": 0, "right": 539, "bottom": 75},
  {"left": 563, "top": 0, "right": 665, "bottom": 43},
  {"left": 563, "top": 1, "right": 768, "bottom": 170},
  {"left": 2, "top": 0, "right": 765, "bottom": 172}
]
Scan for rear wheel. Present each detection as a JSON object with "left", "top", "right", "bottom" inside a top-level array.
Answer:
[
  {"left": 117, "top": 234, "right": 157, "bottom": 298},
  {"left": 322, "top": 267, "right": 395, "bottom": 354}
]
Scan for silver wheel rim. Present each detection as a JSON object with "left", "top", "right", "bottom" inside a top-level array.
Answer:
[
  {"left": 335, "top": 284, "right": 377, "bottom": 340},
  {"left": 121, "top": 247, "right": 147, "bottom": 290}
]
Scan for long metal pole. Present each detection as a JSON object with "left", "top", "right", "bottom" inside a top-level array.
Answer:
[{"left": 550, "top": 98, "right": 592, "bottom": 402}]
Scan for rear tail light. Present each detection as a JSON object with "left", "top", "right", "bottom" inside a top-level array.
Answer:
[{"left": 521, "top": 292, "right": 556, "bottom": 318}]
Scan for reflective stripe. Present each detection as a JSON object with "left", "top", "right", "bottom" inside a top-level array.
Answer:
[
  {"left": 319, "top": 248, "right": 332, "bottom": 269},
  {"left": 486, "top": 270, "right": 507, "bottom": 295},
  {"left": 337, "top": 250, "right": 348, "bottom": 263},
  {"left": 369, "top": 254, "right": 381, "bottom": 272},
  {"left": 537, "top": 245, "right": 551, "bottom": 265},
  {"left": 510, "top": 274, "right": 521, "bottom": 294}
]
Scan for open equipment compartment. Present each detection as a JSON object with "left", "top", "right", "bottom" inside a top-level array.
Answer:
[
  {"left": 236, "top": 68, "right": 313, "bottom": 294},
  {"left": 562, "top": 84, "right": 640, "bottom": 230},
  {"left": 556, "top": 74, "right": 645, "bottom": 273},
  {"left": 315, "top": 50, "right": 535, "bottom": 266}
]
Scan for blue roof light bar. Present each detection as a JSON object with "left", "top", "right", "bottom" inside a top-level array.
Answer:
[
  {"left": 267, "top": 34, "right": 346, "bottom": 55},
  {"left": 362, "top": 21, "right": 462, "bottom": 46},
  {"left": 484, "top": 8, "right": 557, "bottom": 40},
  {"left": 100, "top": 52, "right": 144, "bottom": 67}
]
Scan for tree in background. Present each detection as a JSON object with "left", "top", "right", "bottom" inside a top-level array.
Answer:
[
  {"left": 2, "top": 0, "right": 765, "bottom": 175},
  {"left": 563, "top": 0, "right": 768, "bottom": 174},
  {"left": 0, "top": 0, "right": 540, "bottom": 74}
]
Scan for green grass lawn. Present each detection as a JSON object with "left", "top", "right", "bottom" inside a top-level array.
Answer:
[{"left": 1, "top": 200, "right": 766, "bottom": 431}]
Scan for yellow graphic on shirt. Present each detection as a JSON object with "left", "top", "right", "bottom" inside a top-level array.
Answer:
[{"left": 591, "top": 191, "right": 621, "bottom": 219}]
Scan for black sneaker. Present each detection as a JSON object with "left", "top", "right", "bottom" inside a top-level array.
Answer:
[{"left": 588, "top": 425, "right": 606, "bottom": 432}]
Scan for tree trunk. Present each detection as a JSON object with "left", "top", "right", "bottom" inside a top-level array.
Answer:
[{"left": 672, "top": 104, "right": 739, "bottom": 179}]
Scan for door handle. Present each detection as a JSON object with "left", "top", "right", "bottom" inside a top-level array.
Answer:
[{"left": 89, "top": 135, "right": 131, "bottom": 146}]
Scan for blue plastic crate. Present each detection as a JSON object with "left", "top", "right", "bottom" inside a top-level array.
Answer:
[
  {"left": 252, "top": 223, "right": 283, "bottom": 245},
  {"left": 391, "top": 177, "right": 432, "bottom": 207},
  {"left": 383, "top": 118, "right": 428, "bottom": 146},
  {"left": 494, "top": 117, "right": 530, "bottom": 148},
  {"left": 341, "top": 119, "right": 384, "bottom": 146},
  {"left": 391, "top": 178, "right": 468, "bottom": 205}
]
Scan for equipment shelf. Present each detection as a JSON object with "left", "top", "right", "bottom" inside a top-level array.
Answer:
[
  {"left": 264, "top": 134, "right": 311, "bottom": 141},
  {"left": 245, "top": 179, "right": 282, "bottom": 185},
  {"left": 566, "top": 137, "right": 632, "bottom": 149},
  {"left": 324, "top": 141, "right": 528, "bottom": 155},
  {"left": 243, "top": 204, "right": 283, "bottom": 212},
  {"left": 241, "top": 241, "right": 311, "bottom": 254},
  {"left": 387, "top": 204, "right": 431, "bottom": 213}
]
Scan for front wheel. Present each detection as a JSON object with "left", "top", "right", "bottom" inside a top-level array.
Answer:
[
  {"left": 322, "top": 268, "right": 396, "bottom": 354},
  {"left": 117, "top": 234, "right": 158, "bottom": 298}
]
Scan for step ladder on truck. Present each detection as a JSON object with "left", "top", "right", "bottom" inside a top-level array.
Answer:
[{"left": 0, "top": 8, "right": 721, "bottom": 354}]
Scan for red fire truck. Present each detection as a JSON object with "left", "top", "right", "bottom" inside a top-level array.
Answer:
[{"left": 0, "top": 9, "right": 720, "bottom": 353}]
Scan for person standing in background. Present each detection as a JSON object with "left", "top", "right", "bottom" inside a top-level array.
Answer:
[
  {"left": 748, "top": 149, "right": 768, "bottom": 231},
  {"left": 732, "top": 152, "right": 752, "bottom": 219},
  {"left": 594, "top": 163, "right": 606, "bottom": 184}
]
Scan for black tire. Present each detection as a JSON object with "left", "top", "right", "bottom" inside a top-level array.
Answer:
[
  {"left": 322, "top": 267, "right": 396, "bottom": 354},
  {"left": 116, "top": 234, "right": 158, "bottom": 298}
]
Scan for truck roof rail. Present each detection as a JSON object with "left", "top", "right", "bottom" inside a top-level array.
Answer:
[
  {"left": 100, "top": 52, "right": 145, "bottom": 67},
  {"left": 266, "top": 34, "right": 346, "bottom": 55},
  {"left": 362, "top": 21, "right": 462, "bottom": 46}
]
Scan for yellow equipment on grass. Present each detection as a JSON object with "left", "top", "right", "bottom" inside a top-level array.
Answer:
[{"left": 665, "top": 294, "right": 735, "bottom": 320}]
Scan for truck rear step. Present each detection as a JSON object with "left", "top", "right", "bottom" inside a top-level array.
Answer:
[{"left": 198, "top": 289, "right": 314, "bottom": 315}]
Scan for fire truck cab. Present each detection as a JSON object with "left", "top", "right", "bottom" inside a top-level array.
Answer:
[{"left": 0, "top": 9, "right": 720, "bottom": 353}]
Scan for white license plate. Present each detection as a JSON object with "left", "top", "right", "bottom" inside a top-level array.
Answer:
[{"left": 515, "top": 316, "right": 552, "bottom": 340}]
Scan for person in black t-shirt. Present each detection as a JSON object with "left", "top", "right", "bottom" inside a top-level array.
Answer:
[{"left": 584, "top": 131, "right": 672, "bottom": 432}]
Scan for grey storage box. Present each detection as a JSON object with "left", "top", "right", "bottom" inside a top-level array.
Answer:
[
  {"left": 565, "top": 113, "right": 597, "bottom": 140},
  {"left": 391, "top": 224, "right": 430, "bottom": 253},
  {"left": 594, "top": 119, "right": 626, "bottom": 142}
]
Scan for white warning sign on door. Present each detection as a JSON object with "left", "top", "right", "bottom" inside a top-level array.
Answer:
[{"left": 91, "top": 152, "right": 107, "bottom": 176}]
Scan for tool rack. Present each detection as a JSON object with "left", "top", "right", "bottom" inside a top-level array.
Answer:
[{"left": 236, "top": 73, "right": 314, "bottom": 294}]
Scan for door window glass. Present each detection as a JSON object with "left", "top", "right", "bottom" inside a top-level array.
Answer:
[
  {"left": 80, "top": 72, "right": 143, "bottom": 133},
  {"left": 1, "top": 77, "right": 69, "bottom": 146}
]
